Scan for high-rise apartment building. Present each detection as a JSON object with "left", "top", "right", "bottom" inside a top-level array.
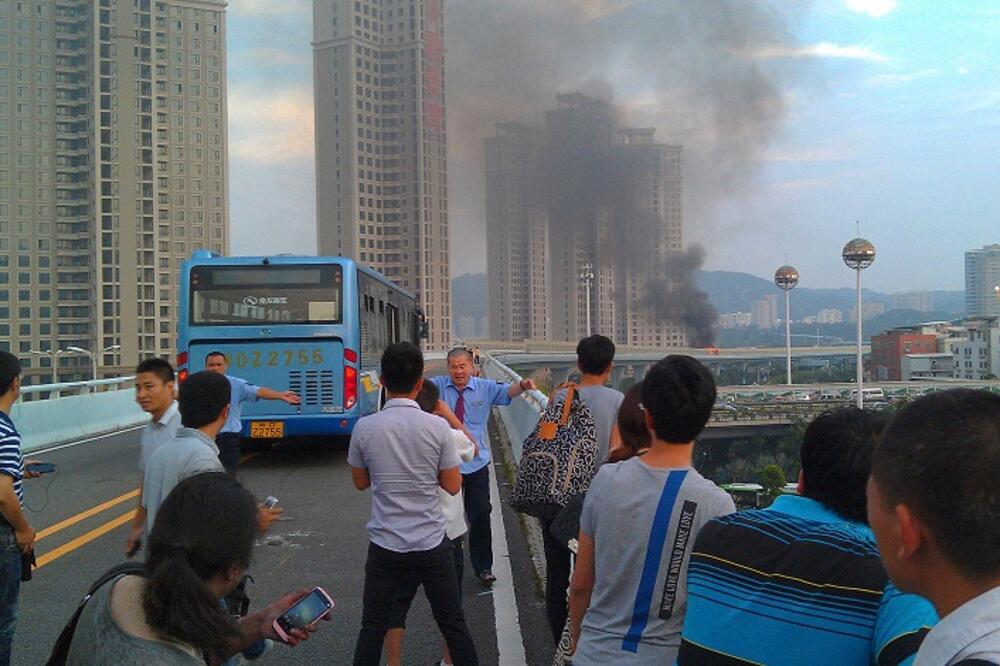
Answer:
[
  {"left": 751, "top": 295, "right": 778, "bottom": 329},
  {"left": 0, "top": 0, "right": 228, "bottom": 383},
  {"left": 313, "top": 0, "right": 452, "bottom": 349},
  {"left": 486, "top": 94, "right": 685, "bottom": 347},
  {"left": 965, "top": 244, "right": 1000, "bottom": 317}
]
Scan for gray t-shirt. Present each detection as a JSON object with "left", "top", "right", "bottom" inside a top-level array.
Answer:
[
  {"left": 141, "top": 427, "right": 224, "bottom": 534},
  {"left": 67, "top": 576, "right": 203, "bottom": 665},
  {"left": 557, "top": 385, "right": 624, "bottom": 463},
  {"left": 348, "top": 398, "right": 462, "bottom": 552},
  {"left": 575, "top": 458, "right": 735, "bottom": 665}
]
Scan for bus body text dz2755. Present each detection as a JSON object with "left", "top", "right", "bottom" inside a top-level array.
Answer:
[{"left": 177, "top": 252, "right": 425, "bottom": 439}]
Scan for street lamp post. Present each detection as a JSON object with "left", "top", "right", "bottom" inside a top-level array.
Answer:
[
  {"left": 842, "top": 237, "right": 876, "bottom": 408},
  {"left": 67, "top": 345, "right": 121, "bottom": 385},
  {"left": 579, "top": 262, "right": 594, "bottom": 337},
  {"left": 29, "top": 349, "right": 70, "bottom": 384},
  {"left": 774, "top": 266, "right": 799, "bottom": 386}
]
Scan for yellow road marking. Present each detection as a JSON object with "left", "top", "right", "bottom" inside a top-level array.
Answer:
[
  {"left": 32, "top": 449, "right": 264, "bottom": 567},
  {"left": 36, "top": 488, "right": 140, "bottom": 542},
  {"left": 36, "top": 509, "right": 137, "bottom": 569}
]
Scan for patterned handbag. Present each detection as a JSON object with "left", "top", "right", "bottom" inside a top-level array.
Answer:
[{"left": 509, "top": 383, "right": 598, "bottom": 520}]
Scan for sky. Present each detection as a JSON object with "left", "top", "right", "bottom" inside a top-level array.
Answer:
[{"left": 225, "top": 0, "right": 1000, "bottom": 294}]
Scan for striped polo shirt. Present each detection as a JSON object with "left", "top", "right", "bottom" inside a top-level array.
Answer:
[
  {"left": 678, "top": 494, "right": 937, "bottom": 665},
  {"left": 0, "top": 411, "right": 23, "bottom": 518}
]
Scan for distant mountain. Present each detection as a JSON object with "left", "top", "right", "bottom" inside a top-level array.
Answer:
[
  {"left": 696, "top": 270, "right": 964, "bottom": 319},
  {"left": 452, "top": 273, "right": 487, "bottom": 321},
  {"left": 455, "top": 269, "right": 963, "bottom": 341}
]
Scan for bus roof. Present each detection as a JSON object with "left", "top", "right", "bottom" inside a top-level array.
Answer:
[{"left": 185, "top": 252, "right": 416, "bottom": 301}]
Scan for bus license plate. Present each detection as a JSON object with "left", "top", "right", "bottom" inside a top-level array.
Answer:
[{"left": 250, "top": 421, "right": 284, "bottom": 439}]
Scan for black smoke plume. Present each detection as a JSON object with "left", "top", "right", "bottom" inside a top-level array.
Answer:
[
  {"left": 445, "top": 0, "right": 816, "bottom": 345},
  {"left": 641, "top": 245, "right": 718, "bottom": 347}
]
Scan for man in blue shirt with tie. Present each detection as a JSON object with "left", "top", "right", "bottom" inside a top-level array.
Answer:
[{"left": 431, "top": 348, "right": 536, "bottom": 586}]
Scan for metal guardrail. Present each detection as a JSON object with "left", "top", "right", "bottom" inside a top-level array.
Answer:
[{"left": 21, "top": 376, "right": 136, "bottom": 400}]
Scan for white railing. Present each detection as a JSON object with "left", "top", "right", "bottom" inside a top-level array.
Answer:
[
  {"left": 12, "top": 376, "right": 146, "bottom": 451},
  {"left": 21, "top": 376, "right": 136, "bottom": 400}
]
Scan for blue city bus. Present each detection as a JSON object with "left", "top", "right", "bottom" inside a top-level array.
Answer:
[{"left": 177, "top": 251, "right": 424, "bottom": 439}]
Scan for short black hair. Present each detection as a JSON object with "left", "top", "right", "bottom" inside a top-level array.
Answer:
[
  {"left": 205, "top": 351, "right": 226, "bottom": 363},
  {"left": 178, "top": 371, "right": 231, "bottom": 428},
  {"left": 872, "top": 389, "right": 1000, "bottom": 579},
  {"left": 381, "top": 342, "right": 424, "bottom": 394},
  {"left": 800, "top": 407, "right": 888, "bottom": 524},
  {"left": 640, "top": 355, "right": 716, "bottom": 444},
  {"left": 136, "top": 358, "right": 175, "bottom": 385},
  {"left": 577, "top": 335, "right": 615, "bottom": 375},
  {"left": 415, "top": 381, "right": 440, "bottom": 413},
  {"left": 0, "top": 351, "right": 20, "bottom": 397}
]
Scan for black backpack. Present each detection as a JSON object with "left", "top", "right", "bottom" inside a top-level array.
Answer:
[{"left": 46, "top": 561, "right": 146, "bottom": 666}]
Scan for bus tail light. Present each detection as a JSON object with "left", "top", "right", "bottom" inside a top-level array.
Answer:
[
  {"left": 344, "top": 348, "right": 357, "bottom": 364},
  {"left": 344, "top": 366, "right": 358, "bottom": 410},
  {"left": 177, "top": 352, "right": 189, "bottom": 383}
]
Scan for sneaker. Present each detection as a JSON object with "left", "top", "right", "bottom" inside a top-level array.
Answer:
[{"left": 477, "top": 570, "right": 497, "bottom": 587}]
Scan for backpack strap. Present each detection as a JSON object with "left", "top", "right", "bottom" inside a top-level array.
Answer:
[
  {"left": 538, "top": 382, "right": 578, "bottom": 441},
  {"left": 559, "top": 383, "right": 576, "bottom": 427},
  {"left": 46, "top": 561, "right": 147, "bottom": 666}
]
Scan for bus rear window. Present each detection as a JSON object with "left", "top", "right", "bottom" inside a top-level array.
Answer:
[{"left": 190, "top": 265, "right": 343, "bottom": 325}]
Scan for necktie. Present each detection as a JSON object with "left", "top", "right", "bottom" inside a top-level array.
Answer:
[{"left": 454, "top": 392, "right": 465, "bottom": 424}]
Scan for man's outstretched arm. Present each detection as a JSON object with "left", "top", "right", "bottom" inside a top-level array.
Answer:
[{"left": 256, "top": 387, "right": 301, "bottom": 405}]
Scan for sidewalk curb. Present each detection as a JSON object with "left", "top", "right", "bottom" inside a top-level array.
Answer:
[{"left": 489, "top": 409, "right": 547, "bottom": 592}]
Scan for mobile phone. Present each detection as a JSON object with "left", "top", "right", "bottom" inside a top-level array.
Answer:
[
  {"left": 264, "top": 496, "right": 279, "bottom": 508},
  {"left": 25, "top": 462, "right": 55, "bottom": 474},
  {"left": 272, "top": 587, "right": 333, "bottom": 643}
]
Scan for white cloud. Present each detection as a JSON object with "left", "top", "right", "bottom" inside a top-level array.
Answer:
[
  {"left": 743, "top": 42, "right": 889, "bottom": 63},
  {"left": 763, "top": 146, "right": 858, "bottom": 163},
  {"left": 866, "top": 68, "right": 940, "bottom": 87},
  {"left": 844, "top": 0, "right": 898, "bottom": 18},
  {"left": 231, "top": 0, "right": 310, "bottom": 17},
  {"left": 564, "top": 0, "right": 641, "bottom": 21},
  {"left": 957, "top": 65, "right": 971, "bottom": 76},
  {"left": 230, "top": 47, "right": 309, "bottom": 68},
  {"left": 228, "top": 85, "right": 314, "bottom": 164}
]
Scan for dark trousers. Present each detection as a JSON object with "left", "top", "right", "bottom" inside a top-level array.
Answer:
[
  {"left": 354, "top": 539, "right": 478, "bottom": 666},
  {"left": 462, "top": 466, "right": 493, "bottom": 575},
  {"left": 541, "top": 517, "right": 572, "bottom": 644},
  {"left": 0, "top": 527, "right": 21, "bottom": 666},
  {"left": 216, "top": 433, "right": 242, "bottom": 476}
]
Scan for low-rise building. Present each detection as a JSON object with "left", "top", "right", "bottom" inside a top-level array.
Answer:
[
  {"left": 871, "top": 329, "right": 938, "bottom": 381},
  {"left": 901, "top": 353, "right": 955, "bottom": 380},
  {"left": 951, "top": 317, "right": 1000, "bottom": 380}
]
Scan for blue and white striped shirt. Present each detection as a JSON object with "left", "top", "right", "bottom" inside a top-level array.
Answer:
[{"left": 0, "top": 411, "right": 23, "bottom": 512}]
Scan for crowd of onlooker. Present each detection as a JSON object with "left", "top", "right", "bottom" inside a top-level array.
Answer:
[
  {"left": 548, "top": 335, "right": 1000, "bottom": 666},
  {"left": 1, "top": 332, "right": 999, "bottom": 665}
]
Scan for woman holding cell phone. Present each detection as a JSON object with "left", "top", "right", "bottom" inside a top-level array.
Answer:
[{"left": 64, "top": 473, "right": 328, "bottom": 665}]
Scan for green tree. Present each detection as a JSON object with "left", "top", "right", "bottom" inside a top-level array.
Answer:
[{"left": 757, "top": 464, "right": 788, "bottom": 508}]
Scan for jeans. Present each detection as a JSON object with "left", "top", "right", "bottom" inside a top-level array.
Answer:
[
  {"left": 541, "top": 517, "right": 572, "bottom": 644},
  {"left": 462, "top": 466, "right": 492, "bottom": 575},
  {"left": 0, "top": 527, "right": 21, "bottom": 666},
  {"left": 216, "top": 433, "right": 242, "bottom": 476},
  {"left": 354, "top": 539, "right": 478, "bottom": 666}
]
